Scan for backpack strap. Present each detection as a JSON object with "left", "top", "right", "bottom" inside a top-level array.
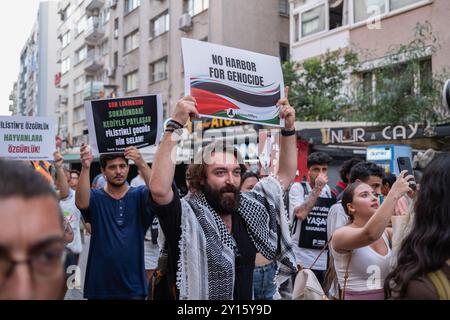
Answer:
[
  {"left": 428, "top": 270, "right": 450, "bottom": 300},
  {"left": 300, "top": 181, "right": 310, "bottom": 196},
  {"left": 309, "top": 236, "right": 332, "bottom": 270}
]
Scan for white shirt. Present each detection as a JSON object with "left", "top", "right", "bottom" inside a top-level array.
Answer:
[
  {"left": 327, "top": 201, "right": 349, "bottom": 241},
  {"left": 130, "top": 175, "right": 146, "bottom": 187},
  {"left": 289, "top": 182, "right": 333, "bottom": 270},
  {"left": 60, "top": 189, "right": 83, "bottom": 254},
  {"left": 331, "top": 232, "right": 392, "bottom": 292}
]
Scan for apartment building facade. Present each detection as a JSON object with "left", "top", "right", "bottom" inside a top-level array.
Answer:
[
  {"left": 55, "top": 0, "right": 290, "bottom": 150},
  {"left": 290, "top": 0, "right": 450, "bottom": 99},
  {"left": 12, "top": 1, "right": 59, "bottom": 117}
]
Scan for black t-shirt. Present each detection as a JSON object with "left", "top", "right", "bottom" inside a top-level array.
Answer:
[{"left": 149, "top": 185, "right": 257, "bottom": 300}]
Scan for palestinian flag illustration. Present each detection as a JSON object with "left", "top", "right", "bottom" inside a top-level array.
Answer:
[{"left": 190, "top": 77, "right": 282, "bottom": 125}]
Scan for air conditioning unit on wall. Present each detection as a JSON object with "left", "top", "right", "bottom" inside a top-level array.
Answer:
[
  {"left": 106, "top": 67, "right": 116, "bottom": 78},
  {"left": 178, "top": 13, "right": 193, "bottom": 32}
]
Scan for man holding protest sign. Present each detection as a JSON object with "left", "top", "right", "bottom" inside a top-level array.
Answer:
[
  {"left": 148, "top": 87, "right": 297, "bottom": 300},
  {"left": 75, "top": 145, "right": 155, "bottom": 299}
]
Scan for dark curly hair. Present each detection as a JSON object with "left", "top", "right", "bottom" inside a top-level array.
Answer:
[
  {"left": 384, "top": 154, "right": 450, "bottom": 298},
  {"left": 240, "top": 171, "right": 260, "bottom": 189},
  {"left": 100, "top": 153, "right": 128, "bottom": 169},
  {"left": 186, "top": 141, "right": 247, "bottom": 192},
  {"left": 307, "top": 152, "right": 332, "bottom": 168},
  {"left": 339, "top": 157, "right": 363, "bottom": 183},
  {"left": 349, "top": 161, "right": 384, "bottom": 183}
]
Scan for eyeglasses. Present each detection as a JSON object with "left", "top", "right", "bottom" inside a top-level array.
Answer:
[{"left": 0, "top": 244, "right": 66, "bottom": 288}]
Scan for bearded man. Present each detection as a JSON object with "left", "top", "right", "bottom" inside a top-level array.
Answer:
[{"left": 149, "top": 91, "right": 298, "bottom": 300}]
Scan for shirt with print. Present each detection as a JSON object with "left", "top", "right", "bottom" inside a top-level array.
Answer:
[
  {"left": 60, "top": 189, "right": 83, "bottom": 254},
  {"left": 289, "top": 182, "right": 333, "bottom": 270},
  {"left": 149, "top": 185, "right": 258, "bottom": 300}
]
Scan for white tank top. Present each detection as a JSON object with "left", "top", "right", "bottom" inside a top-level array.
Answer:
[{"left": 331, "top": 232, "right": 392, "bottom": 292}]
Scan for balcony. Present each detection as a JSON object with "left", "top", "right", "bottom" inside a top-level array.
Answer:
[
  {"left": 85, "top": 17, "right": 105, "bottom": 44},
  {"left": 86, "top": 0, "right": 105, "bottom": 15},
  {"left": 84, "top": 52, "right": 104, "bottom": 73},
  {"left": 83, "top": 81, "right": 105, "bottom": 100}
]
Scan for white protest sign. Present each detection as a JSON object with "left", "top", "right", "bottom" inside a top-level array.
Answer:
[
  {"left": 0, "top": 116, "right": 56, "bottom": 160},
  {"left": 182, "top": 38, "right": 285, "bottom": 127}
]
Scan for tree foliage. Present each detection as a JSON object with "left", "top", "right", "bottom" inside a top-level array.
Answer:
[
  {"left": 283, "top": 22, "right": 450, "bottom": 125},
  {"left": 283, "top": 50, "right": 358, "bottom": 121}
]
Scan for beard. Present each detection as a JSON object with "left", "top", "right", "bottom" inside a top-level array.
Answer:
[
  {"left": 203, "top": 183, "right": 241, "bottom": 215},
  {"left": 106, "top": 176, "right": 127, "bottom": 188}
]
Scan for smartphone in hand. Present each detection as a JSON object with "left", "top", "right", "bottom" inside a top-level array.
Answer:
[{"left": 397, "top": 157, "right": 416, "bottom": 190}]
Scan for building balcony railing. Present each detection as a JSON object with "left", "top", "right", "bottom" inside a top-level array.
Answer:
[
  {"left": 83, "top": 81, "right": 105, "bottom": 100},
  {"left": 85, "top": 17, "right": 105, "bottom": 44},
  {"left": 86, "top": 0, "right": 105, "bottom": 15},
  {"left": 84, "top": 52, "right": 104, "bottom": 73}
]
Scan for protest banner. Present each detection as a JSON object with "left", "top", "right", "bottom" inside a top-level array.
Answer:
[
  {"left": 0, "top": 116, "right": 55, "bottom": 161},
  {"left": 182, "top": 38, "right": 285, "bottom": 127},
  {"left": 85, "top": 94, "right": 163, "bottom": 154}
]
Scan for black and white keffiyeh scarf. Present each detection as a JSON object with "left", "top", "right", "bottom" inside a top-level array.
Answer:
[{"left": 177, "top": 175, "right": 296, "bottom": 300}]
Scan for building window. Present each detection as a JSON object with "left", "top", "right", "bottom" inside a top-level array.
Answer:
[
  {"left": 73, "top": 106, "right": 85, "bottom": 122},
  {"left": 329, "top": 0, "right": 346, "bottom": 30},
  {"left": 390, "top": 0, "right": 422, "bottom": 10},
  {"left": 354, "top": 0, "right": 423, "bottom": 22},
  {"left": 114, "top": 51, "right": 119, "bottom": 68},
  {"left": 100, "top": 39, "right": 109, "bottom": 55},
  {"left": 279, "top": 0, "right": 289, "bottom": 16},
  {"left": 184, "top": 0, "right": 209, "bottom": 16},
  {"left": 301, "top": 5, "right": 326, "bottom": 37},
  {"left": 99, "top": 7, "right": 110, "bottom": 24},
  {"left": 62, "top": 57, "right": 71, "bottom": 74},
  {"left": 74, "top": 46, "right": 87, "bottom": 65},
  {"left": 354, "top": 0, "right": 385, "bottom": 23},
  {"left": 113, "top": 18, "right": 119, "bottom": 39},
  {"left": 358, "top": 57, "right": 432, "bottom": 104},
  {"left": 150, "top": 57, "right": 168, "bottom": 83},
  {"left": 279, "top": 43, "right": 289, "bottom": 63},
  {"left": 61, "top": 31, "right": 70, "bottom": 48},
  {"left": 74, "top": 76, "right": 84, "bottom": 93},
  {"left": 60, "top": 4, "right": 73, "bottom": 22},
  {"left": 125, "top": 0, "right": 140, "bottom": 14},
  {"left": 76, "top": 16, "right": 86, "bottom": 35},
  {"left": 150, "top": 11, "right": 170, "bottom": 38},
  {"left": 294, "top": 1, "right": 348, "bottom": 41},
  {"left": 124, "top": 71, "right": 139, "bottom": 92},
  {"left": 124, "top": 30, "right": 139, "bottom": 53}
]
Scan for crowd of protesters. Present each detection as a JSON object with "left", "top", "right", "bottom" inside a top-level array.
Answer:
[{"left": 0, "top": 93, "right": 449, "bottom": 300}]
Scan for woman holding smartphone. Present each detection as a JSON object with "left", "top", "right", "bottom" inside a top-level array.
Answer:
[{"left": 330, "top": 171, "right": 413, "bottom": 300}]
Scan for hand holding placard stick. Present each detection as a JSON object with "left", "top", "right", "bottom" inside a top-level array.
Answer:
[{"left": 182, "top": 38, "right": 286, "bottom": 127}]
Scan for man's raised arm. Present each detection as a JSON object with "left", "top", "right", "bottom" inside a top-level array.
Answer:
[
  {"left": 150, "top": 96, "right": 199, "bottom": 205},
  {"left": 276, "top": 87, "right": 298, "bottom": 191},
  {"left": 76, "top": 143, "right": 94, "bottom": 210},
  {"left": 53, "top": 151, "right": 70, "bottom": 200}
]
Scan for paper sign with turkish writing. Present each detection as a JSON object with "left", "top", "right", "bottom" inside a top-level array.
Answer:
[
  {"left": 182, "top": 38, "right": 285, "bottom": 127},
  {"left": 0, "top": 116, "right": 55, "bottom": 160},
  {"left": 85, "top": 95, "right": 163, "bottom": 154}
]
